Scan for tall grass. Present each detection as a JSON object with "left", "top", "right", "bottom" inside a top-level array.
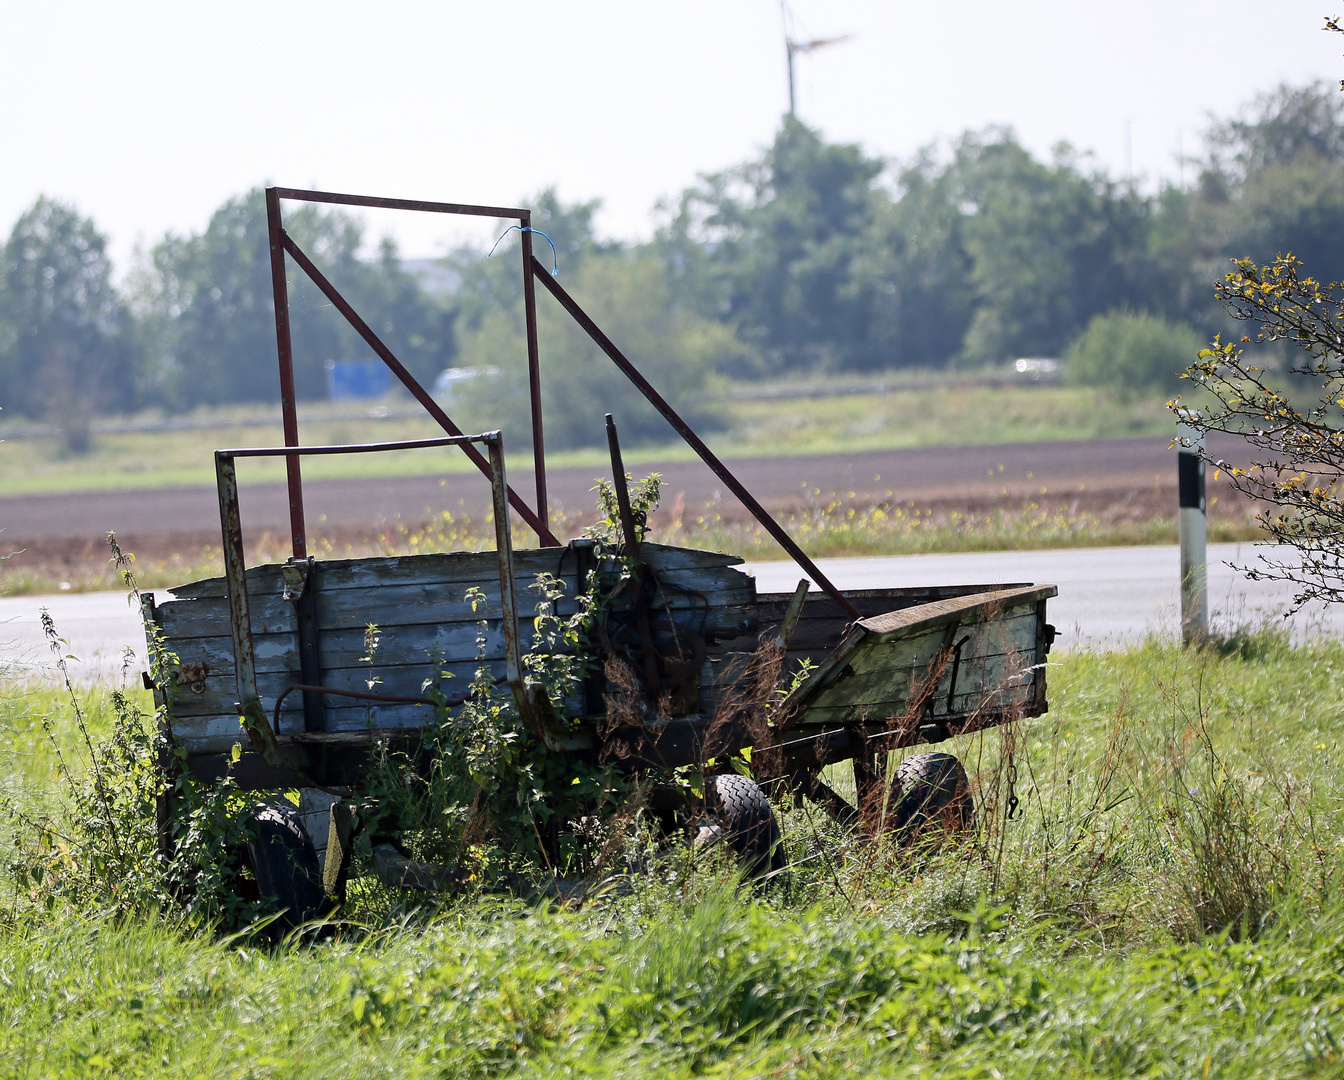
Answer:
[
  {"left": 5, "top": 630, "right": 1344, "bottom": 1074},
  {"left": 4, "top": 888, "right": 1344, "bottom": 1076}
]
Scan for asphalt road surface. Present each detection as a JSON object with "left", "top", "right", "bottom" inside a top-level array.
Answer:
[{"left": 4, "top": 543, "right": 1336, "bottom": 685}]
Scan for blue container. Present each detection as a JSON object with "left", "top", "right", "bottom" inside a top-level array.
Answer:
[{"left": 326, "top": 359, "right": 392, "bottom": 401}]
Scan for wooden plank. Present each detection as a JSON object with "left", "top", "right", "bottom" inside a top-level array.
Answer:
[
  {"left": 160, "top": 622, "right": 515, "bottom": 677},
  {"left": 169, "top": 548, "right": 568, "bottom": 599},
  {"left": 750, "top": 583, "right": 1042, "bottom": 658},
  {"left": 754, "top": 583, "right": 1031, "bottom": 621},
  {"left": 168, "top": 699, "right": 441, "bottom": 753},
  {"left": 167, "top": 542, "right": 744, "bottom": 600},
  {"left": 838, "top": 609, "right": 1040, "bottom": 680},
  {"left": 806, "top": 638, "right": 1036, "bottom": 700},
  {"left": 158, "top": 585, "right": 534, "bottom": 638},
  {"left": 155, "top": 575, "right": 751, "bottom": 641},
  {"left": 860, "top": 586, "right": 1055, "bottom": 640},
  {"left": 781, "top": 588, "right": 1053, "bottom": 727},
  {"left": 798, "top": 650, "right": 1038, "bottom": 715},
  {"left": 798, "top": 683, "right": 1038, "bottom": 728},
  {"left": 167, "top": 678, "right": 588, "bottom": 754}
]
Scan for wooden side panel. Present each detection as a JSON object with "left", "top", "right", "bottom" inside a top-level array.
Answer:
[
  {"left": 782, "top": 587, "right": 1055, "bottom": 731},
  {"left": 154, "top": 543, "right": 757, "bottom": 754}
]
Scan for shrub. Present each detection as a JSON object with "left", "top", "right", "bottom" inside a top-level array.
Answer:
[{"left": 1066, "top": 310, "right": 1205, "bottom": 400}]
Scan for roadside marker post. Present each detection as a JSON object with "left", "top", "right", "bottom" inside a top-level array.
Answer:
[{"left": 1176, "top": 414, "right": 1208, "bottom": 644}]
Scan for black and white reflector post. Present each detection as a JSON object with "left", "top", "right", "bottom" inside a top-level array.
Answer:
[{"left": 1177, "top": 415, "right": 1208, "bottom": 643}]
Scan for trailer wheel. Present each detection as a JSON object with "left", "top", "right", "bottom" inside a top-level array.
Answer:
[
  {"left": 243, "top": 803, "right": 326, "bottom": 933},
  {"left": 888, "top": 753, "right": 975, "bottom": 846},
  {"left": 704, "top": 773, "right": 787, "bottom": 879}
]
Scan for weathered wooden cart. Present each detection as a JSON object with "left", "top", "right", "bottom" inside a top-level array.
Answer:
[{"left": 142, "top": 189, "right": 1056, "bottom": 919}]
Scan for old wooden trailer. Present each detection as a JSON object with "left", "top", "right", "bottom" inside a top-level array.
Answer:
[{"left": 141, "top": 188, "right": 1057, "bottom": 921}]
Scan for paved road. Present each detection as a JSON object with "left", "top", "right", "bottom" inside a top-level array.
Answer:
[
  {"left": 744, "top": 542, "right": 1343, "bottom": 649},
  {"left": 1, "top": 433, "right": 1249, "bottom": 544},
  {"left": 3, "top": 542, "right": 1335, "bottom": 685}
]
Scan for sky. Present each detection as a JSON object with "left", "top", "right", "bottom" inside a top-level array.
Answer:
[{"left": 3, "top": 0, "right": 1342, "bottom": 274}]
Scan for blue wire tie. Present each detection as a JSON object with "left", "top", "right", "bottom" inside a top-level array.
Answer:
[{"left": 487, "top": 225, "right": 558, "bottom": 275}]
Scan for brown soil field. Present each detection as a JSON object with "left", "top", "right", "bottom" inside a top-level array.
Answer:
[{"left": 1, "top": 434, "right": 1258, "bottom": 589}]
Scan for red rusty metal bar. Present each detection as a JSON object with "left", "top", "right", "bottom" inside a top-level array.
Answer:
[
  {"left": 519, "top": 212, "right": 549, "bottom": 530},
  {"left": 265, "top": 188, "right": 308, "bottom": 560},
  {"left": 278, "top": 231, "right": 560, "bottom": 546},
  {"left": 226, "top": 435, "right": 486, "bottom": 457},
  {"left": 272, "top": 186, "right": 527, "bottom": 220},
  {"left": 530, "top": 256, "right": 862, "bottom": 620}
]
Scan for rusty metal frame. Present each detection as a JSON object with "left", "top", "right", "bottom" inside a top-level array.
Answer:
[
  {"left": 530, "top": 258, "right": 861, "bottom": 619},
  {"left": 267, "top": 188, "right": 556, "bottom": 550},
  {"left": 214, "top": 432, "right": 525, "bottom": 742},
  {"left": 265, "top": 186, "right": 859, "bottom": 619}
]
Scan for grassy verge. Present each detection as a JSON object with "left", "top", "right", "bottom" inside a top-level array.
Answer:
[
  {"left": 0, "top": 381, "right": 1173, "bottom": 497},
  {"left": 4, "top": 631, "right": 1344, "bottom": 1075}
]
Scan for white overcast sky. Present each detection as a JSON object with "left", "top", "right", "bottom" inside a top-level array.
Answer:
[{"left": 2, "top": 0, "right": 1341, "bottom": 273}]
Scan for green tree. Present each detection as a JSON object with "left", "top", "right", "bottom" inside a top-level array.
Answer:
[
  {"left": 448, "top": 187, "right": 606, "bottom": 345},
  {"left": 145, "top": 188, "right": 449, "bottom": 408},
  {"left": 1171, "top": 24, "right": 1344, "bottom": 610},
  {"left": 661, "top": 117, "right": 883, "bottom": 374},
  {"left": 1065, "top": 310, "right": 1205, "bottom": 401},
  {"left": 845, "top": 151, "right": 976, "bottom": 370},
  {"left": 0, "top": 197, "right": 136, "bottom": 451},
  {"left": 948, "top": 133, "right": 1156, "bottom": 364},
  {"left": 1150, "top": 81, "right": 1344, "bottom": 337},
  {"left": 1206, "top": 83, "right": 1344, "bottom": 279},
  {"left": 455, "top": 247, "right": 735, "bottom": 451}
]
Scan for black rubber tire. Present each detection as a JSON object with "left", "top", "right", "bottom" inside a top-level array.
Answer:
[
  {"left": 243, "top": 803, "right": 326, "bottom": 934},
  {"left": 888, "top": 752, "right": 975, "bottom": 847},
  {"left": 706, "top": 773, "right": 787, "bottom": 878}
]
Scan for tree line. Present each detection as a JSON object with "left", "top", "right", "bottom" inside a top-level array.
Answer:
[{"left": 3, "top": 81, "right": 1342, "bottom": 450}]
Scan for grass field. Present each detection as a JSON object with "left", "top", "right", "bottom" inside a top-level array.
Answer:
[
  {"left": 5, "top": 629, "right": 1344, "bottom": 1076},
  {"left": 0, "top": 377, "right": 1173, "bottom": 497}
]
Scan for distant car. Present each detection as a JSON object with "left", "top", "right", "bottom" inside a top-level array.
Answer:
[
  {"left": 432, "top": 366, "right": 500, "bottom": 398},
  {"left": 1014, "top": 357, "right": 1060, "bottom": 380}
]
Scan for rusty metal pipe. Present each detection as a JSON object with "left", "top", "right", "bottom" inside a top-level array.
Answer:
[
  {"left": 272, "top": 187, "right": 527, "bottom": 220},
  {"left": 278, "top": 232, "right": 559, "bottom": 545},
  {"left": 265, "top": 189, "right": 307, "bottom": 561},
  {"left": 520, "top": 213, "right": 549, "bottom": 531},
  {"left": 223, "top": 435, "right": 485, "bottom": 457},
  {"left": 531, "top": 257, "right": 861, "bottom": 620},
  {"left": 272, "top": 683, "right": 436, "bottom": 733}
]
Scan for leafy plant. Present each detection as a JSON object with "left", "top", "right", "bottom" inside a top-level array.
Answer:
[
  {"left": 5, "top": 536, "right": 278, "bottom": 931},
  {"left": 1176, "top": 253, "right": 1344, "bottom": 609},
  {"left": 359, "top": 577, "right": 634, "bottom": 886}
]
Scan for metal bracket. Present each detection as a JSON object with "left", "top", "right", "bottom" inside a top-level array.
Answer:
[
  {"left": 281, "top": 559, "right": 309, "bottom": 601},
  {"left": 176, "top": 662, "right": 208, "bottom": 694}
]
